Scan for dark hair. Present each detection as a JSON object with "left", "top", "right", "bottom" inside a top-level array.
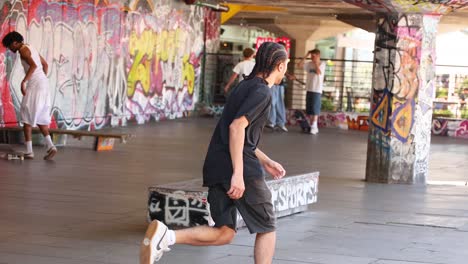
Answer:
[
  {"left": 309, "top": 49, "right": 320, "bottom": 55},
  {"left": 277, "top": 41, "right": 286, "bottom": 47},
  {"left": 242, "top": 48, "right": 255, "bottom": 58},
  {"left": 244, "top": 42, "right": 287, "bottom": 80},
  {"left": 2, "top": 31, "right": 24, "bottom": 47}
]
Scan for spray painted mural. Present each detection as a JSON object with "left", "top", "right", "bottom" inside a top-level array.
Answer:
[
  {"left": 286, "top": 110, "right": 369, "bottom": 131},
  {"left": 0, "top": 0, "right": 220, "bottom": 130},
  {"left": 432, "top": 118, "right": 468, "bottom": 138},
  {"left": 365, "top": 13, "right": 439, "bottom": 184}
]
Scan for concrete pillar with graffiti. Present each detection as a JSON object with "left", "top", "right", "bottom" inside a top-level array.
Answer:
[
  {"left": 343, "top": 0, "right": 468, "bottom": 184},
  {"left": 366, "top": 14, "right": 439, "bottom": 184}
]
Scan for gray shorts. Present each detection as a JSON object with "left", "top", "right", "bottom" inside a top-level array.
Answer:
[
  {"left": 207, "top": 178, "right": 276, "bottom": 234},
  {"left": 306, "top": 91, "right": 321, "bottom": 115}
]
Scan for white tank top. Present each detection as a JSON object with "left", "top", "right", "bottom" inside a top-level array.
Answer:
[{"left": 20, "top": 44, "right": 46, "bottom": 79}]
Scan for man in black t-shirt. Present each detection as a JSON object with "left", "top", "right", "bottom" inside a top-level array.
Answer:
[{"left": 140, "top": 42, "right": 289, "bottom": 264}]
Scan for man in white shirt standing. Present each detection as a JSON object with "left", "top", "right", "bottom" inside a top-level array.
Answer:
[
  {"left": 224, "top": 48, "right": 255, "bottom": 93},
  {"left": 298, "top": 49, "right": 325, "bottom": 134}
]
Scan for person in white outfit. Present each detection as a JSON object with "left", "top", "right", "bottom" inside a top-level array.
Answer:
[
  {"left": 298, "top": 49, "right": 326, "bottom": 135},
  {"left": 224, "top": 48, "right": 255, "bottom": 94},
  {"left": 2, "top": 31, "right": 57, "bottom": 160}
]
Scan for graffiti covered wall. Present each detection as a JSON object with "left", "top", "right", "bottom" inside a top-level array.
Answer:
[{"left": 0, "top": 0, "right": 220, "bottom": 130}]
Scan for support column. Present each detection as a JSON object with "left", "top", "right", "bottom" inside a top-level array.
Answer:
[
  {"left": 334, "top": 46, "right": 346, "bottom": 112},
  {"left": 366, "top": 14, "right": 440, "bottom": 184}
]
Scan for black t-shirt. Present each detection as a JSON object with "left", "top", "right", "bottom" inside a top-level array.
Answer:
[{"left": 203, "top": 77, "right": 271, "bottom": 186}]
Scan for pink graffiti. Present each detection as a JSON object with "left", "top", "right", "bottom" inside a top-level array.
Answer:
[
  {"left": 431, "top": 118, "right": 448, "bottom": 136},
  {"left": 455, "top": 120, "right": 468, "bottom": 138},
  {"left": 286, "top": 110, "right": 365, "bottom": 130}
]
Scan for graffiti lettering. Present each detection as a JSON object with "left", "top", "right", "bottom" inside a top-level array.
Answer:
[
  {"left": 148, "top": 173, "right": 319, "bottom": 228},
  {"left": 0, "top": 0, "right": 220, "bottom": 129}
]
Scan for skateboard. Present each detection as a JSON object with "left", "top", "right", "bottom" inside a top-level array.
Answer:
[{"left": 0, "top": 144, "right": 25, "bottom": 161}]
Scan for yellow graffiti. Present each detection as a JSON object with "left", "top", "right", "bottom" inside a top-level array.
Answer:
[
  {"left": 128, "top": 31, "right": 156, "bottom": 97},
  {"left": 127, "top": 28, "right": 193, "bottom": 98},
  {"left": 183, "top": 54, "right": 195, "bottom": 95},
  {"left": 158, "top": 29, "right": 186, "bottom": 62}
]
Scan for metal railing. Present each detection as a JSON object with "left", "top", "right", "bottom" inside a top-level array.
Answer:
[
  {"left": 202, "top": 54, "right": 468, "bottom": 118},
  {"left": 289, "top": 58, "right": 374, "bottom": 113},
  {"left": 202, "top": 54, "right": 375, "bottom": 110}
]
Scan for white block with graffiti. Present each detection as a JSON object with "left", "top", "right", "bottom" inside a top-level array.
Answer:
[{"left": 147, "top": 172, "right": 319, "bottom": 228}]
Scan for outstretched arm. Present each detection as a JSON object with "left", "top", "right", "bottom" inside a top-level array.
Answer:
[
  {"left": 255, "top": 148, "right": 286, "bottom": 180},
  {"left": 224, "top": 73, "right": 239, "bottom": 93}
]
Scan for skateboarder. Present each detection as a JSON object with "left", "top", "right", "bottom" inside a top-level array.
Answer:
[
  {"left": 140, "top": 42, "right": 288, "bottom": 264},
  {"left": 2, "top": 31, "right": 57, "bottom": 160}
]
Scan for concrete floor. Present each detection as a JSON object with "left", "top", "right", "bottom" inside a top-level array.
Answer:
[{"left": 0, "top": 118, "right": 468, "bottom": 264}]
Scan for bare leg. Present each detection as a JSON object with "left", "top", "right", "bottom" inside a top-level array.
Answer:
[
  {"left": 140, "top": 222, "right": 235, "bottom": 264},
  {"left": 175, "top": 225, "right": 235, "bottom": 246},
  {"left": 254, "top": 231, "right": 276, "bottom": 264},
  {"left": 37, "top": 124, "right": 50, "bottom": 137},
  {"left": 23, "top": 123, "right": 32, "bottom": 142}
]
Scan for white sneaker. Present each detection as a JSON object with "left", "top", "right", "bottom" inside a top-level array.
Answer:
[
  {"left": 278, "top": 125, "right": 288, "bottom": 132},
  {"left": 140, "top": 220, "right": 171, "bottom": 264},
  {"left": 44, "top": 146, "right": 57, "bottom": 160},
  {"left": 310, "top": 127, "right": 319, "bottom": 135}
]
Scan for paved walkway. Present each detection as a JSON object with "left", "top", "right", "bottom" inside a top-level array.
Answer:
[{"left": 1, "top": 118, "right": 467, "bottom": 264}]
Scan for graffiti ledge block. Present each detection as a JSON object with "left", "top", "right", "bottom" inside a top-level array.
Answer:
[{"left": 147, "top": 172, "right": 319, "bottom": 229}]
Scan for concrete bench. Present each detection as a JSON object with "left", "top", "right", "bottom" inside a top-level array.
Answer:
[
  {"left": 0, "top": 127, "right": 134, "bottom": 151},
  {"left": 147, "top": 172, "right": 319, "bottom": 229}
]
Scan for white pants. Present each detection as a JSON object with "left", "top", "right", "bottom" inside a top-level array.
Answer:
[{"left": 20, "top": 75, "right": 51, "bottom": 127}]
